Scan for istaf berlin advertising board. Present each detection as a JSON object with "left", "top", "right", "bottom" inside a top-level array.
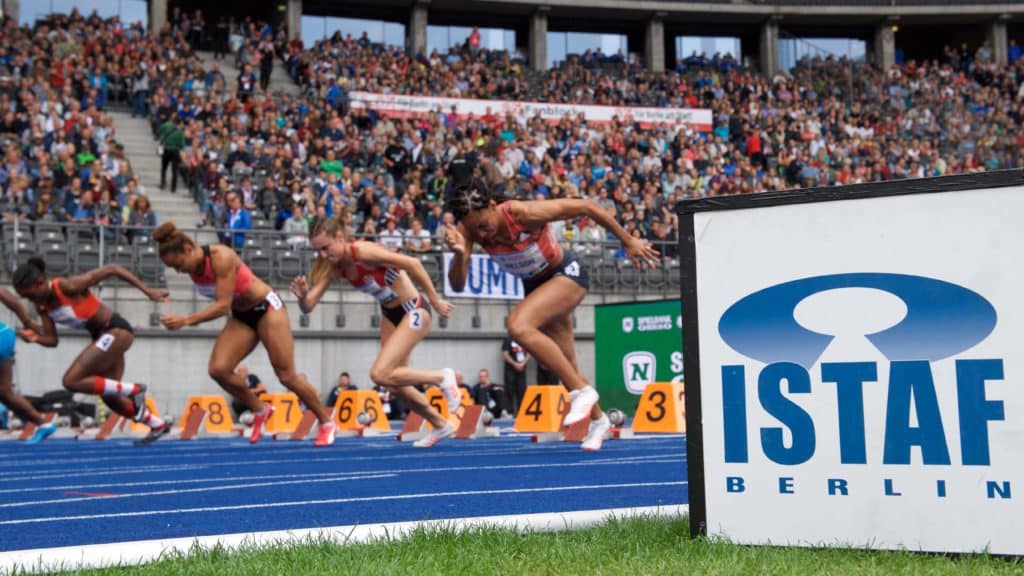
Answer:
[{"left": 678, "top": 170, "right": 1024, "bottom": 554}]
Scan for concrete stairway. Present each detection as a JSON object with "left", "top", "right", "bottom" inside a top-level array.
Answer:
[
  {"left": 110, "top": 111, "right": 205, "bottom": 228},
  {"left": 109, "top": 110, "right": 211, "bottom": 293}
]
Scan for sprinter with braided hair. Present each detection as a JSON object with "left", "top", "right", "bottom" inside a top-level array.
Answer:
[{"left": 444, "top": 178, "right": 660, "bottom": 450}]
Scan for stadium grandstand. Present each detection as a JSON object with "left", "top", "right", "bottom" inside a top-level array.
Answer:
[
  {"left": 0, "top": 0, "right": 1020, "bottom": 427},
  {"left": 0, "top": 0, "right": 1023, "bottom": 571}
]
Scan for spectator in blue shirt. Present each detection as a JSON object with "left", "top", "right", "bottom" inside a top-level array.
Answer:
[
  {"left": 219, "top": 191, "right": 251, "bottom": 249},
  {"left": 1009, "top": 39, "right": 1022, "bottom": 63}
]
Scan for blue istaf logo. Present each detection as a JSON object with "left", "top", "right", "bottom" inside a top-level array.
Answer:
[{"left": 718, "top": 273, "right": 998, "bottom": 368}]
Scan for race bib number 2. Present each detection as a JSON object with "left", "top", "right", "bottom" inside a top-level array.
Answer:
[{"left": 408, "top": 309, "right": 424, "bottom": 330}]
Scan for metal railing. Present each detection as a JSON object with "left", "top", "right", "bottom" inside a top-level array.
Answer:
[{"left": 2, "top": 219, "right": 682, "bottom": 301}]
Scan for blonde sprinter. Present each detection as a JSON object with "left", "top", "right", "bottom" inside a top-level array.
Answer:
[{"left": 290, "top": 213, "right": 463, "bottom": 448}]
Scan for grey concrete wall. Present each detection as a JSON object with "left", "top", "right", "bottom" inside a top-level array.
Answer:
[
  {"left": 149, "top": 0, "right": 167, "bottom": 33},
  {"left": 530, "top": 9, "right": 548, "bottom": 71},
  {"left": 408, "top": 1, "right": 428, "bottom": 56},
  {"left": 2, "top": 0, "right": 19, "bottom": 24}
]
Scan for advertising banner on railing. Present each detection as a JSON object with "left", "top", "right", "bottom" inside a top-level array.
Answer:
[
  {"left": 443, "top": 252, "right": 524, "bottom": 300},
  {"left": 350, "top": 91, "right": 713, "bottom": 131}
]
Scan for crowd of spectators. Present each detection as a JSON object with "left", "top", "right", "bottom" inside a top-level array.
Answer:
[
  {"left": 5, "top": 9, "right": 1024, "bottom": 262},
  {"left": 143, "top": 16, "right": 1024, "bottom": 261},
  {"left": 0, "top": 10, "right": 183, "bottom": 242}
]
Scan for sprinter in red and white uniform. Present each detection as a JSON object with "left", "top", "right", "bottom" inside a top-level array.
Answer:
[
  {"left": 12, "top": 258, "right": 173, "bottom": 445},
  {"left": 153, "top": 222, "right": 335, "bottom": 446},
  {"left": 444, "top": 179, "right": 660, "bottom": 450},
  {"left": 290, "top": 211, "right": 462, "bottom": 448}
]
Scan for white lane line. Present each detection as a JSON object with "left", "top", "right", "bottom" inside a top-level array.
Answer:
[
  {"left": 0, "top": 437, "right": 688, "bottom": 465},
  {"left": 0, "top": 465, "right": 214, "bottom": 483},
  {"left": 0, "top": 458, "right": 683, "bottom": 496},
  {"left": 1, "top": 446, "right": 685, "bottom": 482},
  {"left": 0, "top": 481, "right": 687, "bottom": 526},
  {"left": 0, "top": 474, "right": 395, "bottom": 508},
  {"left": 0, "top": 471, "right": 388, "bottom": 495},
  {"left": 0, "top": 504, "right": 689, "bottom": 574}
]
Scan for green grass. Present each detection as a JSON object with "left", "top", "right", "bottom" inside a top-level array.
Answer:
[{"left": 27, "top": 515, "right": 1022, "bottom": 576}]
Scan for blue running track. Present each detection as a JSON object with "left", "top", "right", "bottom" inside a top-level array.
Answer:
[{"left": 0, "top": 432, "right": 688, "bottom": 553}]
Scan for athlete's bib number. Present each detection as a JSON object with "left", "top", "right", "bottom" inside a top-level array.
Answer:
[
  {"left": 408, "top": 309, "right": 424, "bottom": 330},
  {"left": 95, "top": 333, "right": 115, "bottom": 352},
  {"left": 266, "top": 292, "right": 283, "bottom": 310}
]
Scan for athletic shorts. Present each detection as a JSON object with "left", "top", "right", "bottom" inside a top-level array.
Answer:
[
  {"left": 522, "top": 251, "right": 590, "bottom": 296},
  {"left": 382, "top": 294, "right": 432, "bottom": 329},
  {"left": 232, "top": 292, "right": 284, "bottom": 331},
  {"left": 87, "top": 312, "right": 135, "bottom": 343}
]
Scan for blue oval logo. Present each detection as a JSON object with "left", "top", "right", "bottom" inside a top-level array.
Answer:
[{"left": 718, "top": 273, "right": 997, "bottom": 368}]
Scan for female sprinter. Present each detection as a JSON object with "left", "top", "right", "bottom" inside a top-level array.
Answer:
[
  {"left": 289, "top": 213, "right": 463, "bottom": 448},
  {"left": 0, "top": 287, "right": 57, "bottom": 444},
  {"left": 12, "top": 258, "right": 172, "bottom": 446},
  {"left": 152, "top": 222, "right": 335, "bottom": 446},
  {"left": 444, "top": 179, "right": 660, "bottom": 450}
]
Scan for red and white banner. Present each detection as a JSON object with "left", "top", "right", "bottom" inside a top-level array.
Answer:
[{"left": 349, "top": 91, "right": 712, "bottom": 132}]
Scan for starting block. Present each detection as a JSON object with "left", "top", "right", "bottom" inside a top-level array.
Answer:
[
  {"left": 454, "top": 404, "right": 500, "bottom": 439},
  {"left": 274, "top": 409, "right": 317, "bottom": 440},
  {"left": 181, "top": 395, "right": 236, "bottom": 435},
  {"left": 532, "top": 417, "right": 590, "bottom": 443},
  {"left": 396, "top": 412, "right": 427, "bottom": 442},
  {"left": 18, "top": 412, "right": 57, "bottom": 441},
  {"left": 76, "top": 413, "right": 124, "bottom": 440},
  {"left": 177, "top": 404, "right": 243, "bottom": 440},
  {"left": 77, "top": 414, "right": 146, "bottom": 440}
]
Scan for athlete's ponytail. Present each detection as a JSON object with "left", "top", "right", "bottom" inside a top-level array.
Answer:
[
  {"left": 12, "top": 257, "right": 46, "bottom": 289},
  {"left": 153, "top": 222, "right": 194, "bottom": 256},
  {"left": 308, "top": 256, "right": 333, "bottom": 287}
]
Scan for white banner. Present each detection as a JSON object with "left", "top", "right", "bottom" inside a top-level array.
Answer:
[
  {"left": 350, "top": 91, "right": 712, "bottom": 131},
  {"left": 443, "top": 252, "right": 523, "bottom": 300},
  {"left": 691, "top": 184, "right": 1024, "bottom": 554}
]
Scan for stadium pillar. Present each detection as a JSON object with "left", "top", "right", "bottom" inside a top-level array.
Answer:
[
  {"left": 759, "top": 19, "right": 779, "bottom": 78},
  {"left": 530, "top": 7, "right": 549, "bottom": 71},
  {"left": 645, "top": 14, "right": 666, "bottom": 73},
  {"left": 286, "top": 0, "right": 302, "bottom": 42},
  {"left": 408, "top": 0, "right": 428, "bottom": 57},
  {"left": 149, "top": 0, "right": 167, "bottom": 33},
  {"left": 2, "top": 0, "right": 18, "bottom": 25},
  {"left": 873, "top": 21, "right": 895, "bottom": 71},
  {"left": 989, "top": 18, "right": 1009, "bottom": 67}
]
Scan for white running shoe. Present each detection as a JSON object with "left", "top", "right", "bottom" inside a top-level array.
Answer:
[
  {"left": 563, "top": 385, "right": 599, "bottom": 427},
  {"left": 581, "top": 414, "right": 611, "bottom": 451},
  {"left": 413, "top": 422, "right": 456, "bottom": 448},
  {"left": 440, "top": 368, "right": 462, "bottom": 415}
]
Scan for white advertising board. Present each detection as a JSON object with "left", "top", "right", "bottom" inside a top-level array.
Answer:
[{"left": 679, "top": 171, "right": 1024, "bottom": 554}]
